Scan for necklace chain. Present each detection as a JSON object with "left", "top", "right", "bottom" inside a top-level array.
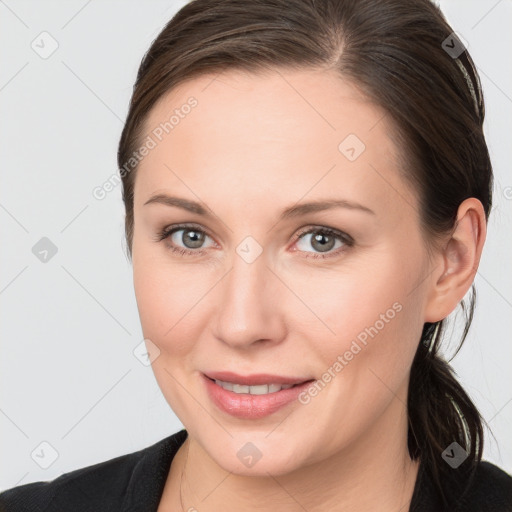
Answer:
[{"left": 179, "top": 439, "right": 190, "bottom": 512}]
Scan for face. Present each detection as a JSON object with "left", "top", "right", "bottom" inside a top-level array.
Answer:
[{"left": 131, "top": 68, "right": 433, "bottom": 476}]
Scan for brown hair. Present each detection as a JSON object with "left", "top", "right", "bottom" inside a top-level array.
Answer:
[{"left": 118, "top": 0, "right": 492, "bottom": 506}]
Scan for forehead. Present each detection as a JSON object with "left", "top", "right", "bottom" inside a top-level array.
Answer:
[{"left": 134, "top": 68, "right": 417, "bottom": 222}]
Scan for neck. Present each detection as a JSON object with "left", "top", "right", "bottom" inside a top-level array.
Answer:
[{"left": 161, "top": 390, "right": 420, "bottom": 512}]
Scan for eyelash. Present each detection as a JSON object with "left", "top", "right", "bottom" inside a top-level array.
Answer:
[{"left": 153, "top": 223, "right": 354, "bottom": 260}]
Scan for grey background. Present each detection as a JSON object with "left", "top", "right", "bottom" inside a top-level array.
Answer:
[{"left": 1, "top": 0, "right": 511, "bottom": 490}]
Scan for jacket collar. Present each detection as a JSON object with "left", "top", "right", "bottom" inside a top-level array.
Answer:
[{"left": 121, "top": 429, "right": 188, "bottom": 511}]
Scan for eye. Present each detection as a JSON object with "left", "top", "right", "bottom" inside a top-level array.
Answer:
[
  {"left": 154, "top": 223, "right": 353, "bottom": 260},
  {"left": 292, "top": 226, "right": 353, "bottom": 259},
  {"left": 154, "top": 224, "right": 215, "bottom": 257}
]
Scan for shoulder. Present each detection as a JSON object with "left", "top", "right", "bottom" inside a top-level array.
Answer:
[
  {"left": 0, "top": 429, "right": 187, "bottom": 512},
  {"left": 458, "top": 460, "right": 512, "bottom": 511}
]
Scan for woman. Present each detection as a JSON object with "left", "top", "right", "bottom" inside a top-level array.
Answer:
[{"left": 1, "top": 0, "right": 511, "bottom": 510}]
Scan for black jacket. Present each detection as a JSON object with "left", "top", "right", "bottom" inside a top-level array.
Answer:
[{"left": 1, "top": 429, "right": 511, "bottom": 511}]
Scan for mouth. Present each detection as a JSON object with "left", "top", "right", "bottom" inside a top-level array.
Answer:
[{"left": 202, "top": 372, "right": 316, "bottom": 419}]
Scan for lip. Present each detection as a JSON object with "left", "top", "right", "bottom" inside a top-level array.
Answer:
[
  {"left": 203, "top": 371, "right": 312, "bottom": 386},
  {"left": 202, "top": 373, "right": 316, "bottom": 419}
]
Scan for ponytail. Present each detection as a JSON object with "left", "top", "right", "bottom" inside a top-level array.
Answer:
[{"left": 407, "top": 285, "right": 484, "bottom": 507}]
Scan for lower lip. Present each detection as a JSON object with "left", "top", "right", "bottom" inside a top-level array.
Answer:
[{"left": 202, "top": 374, "right": 315, "bottom": 419}]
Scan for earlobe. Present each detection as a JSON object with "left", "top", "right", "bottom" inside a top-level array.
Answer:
[{"left": 424, "top": 198, "right": 486, "bottom": 323}]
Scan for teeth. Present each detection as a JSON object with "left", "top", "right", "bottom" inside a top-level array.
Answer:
[
  {"left": 214, "top": 380, "right": 294, "bottom": 394},
  {"left": 233, "top": 384, "right": 249, "bottom": 393}
]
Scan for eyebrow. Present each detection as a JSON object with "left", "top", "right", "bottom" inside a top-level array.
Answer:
[{"left": 143, "top": 194, "right": 375, "bottom": 219}]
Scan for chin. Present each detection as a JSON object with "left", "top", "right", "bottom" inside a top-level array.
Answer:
[{"left": 200, "top": 432, "right": 309, "bottom": 478}]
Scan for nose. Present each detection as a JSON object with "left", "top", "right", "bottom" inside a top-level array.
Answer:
[{"left": 213, "top": 249, "right": 287, "bottom": 349}]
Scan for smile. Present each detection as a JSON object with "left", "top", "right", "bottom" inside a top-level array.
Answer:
[{"left": 202, "top": 373, "right": 316, "bottom": 419}]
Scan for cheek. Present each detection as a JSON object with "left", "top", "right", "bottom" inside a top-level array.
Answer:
[
  {"left": 294, "top": 272, "right": 422, "bottom": 448},
  {"left": 290, "top": 255, "right": 415, "bottom": 348},
  {"left": 292, "top": 247, "right": 425, "bottom": 393},
  {"left": 132, "top": 255, "right": 205, "bottom": 416},
  {"left": 133, "top": 248, "right": 217, "bottom": 357}
]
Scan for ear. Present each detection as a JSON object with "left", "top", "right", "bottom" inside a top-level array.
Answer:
[{"left": 424, "top": 197, "right": 487, "bottom": 323}]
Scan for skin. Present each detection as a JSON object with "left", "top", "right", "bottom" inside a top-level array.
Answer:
[{"left": 130, "top": 67, "right": 486, "bottom": 512}]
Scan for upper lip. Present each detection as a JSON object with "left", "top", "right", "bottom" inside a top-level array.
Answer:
[{"left": 203, "top": 371, "right": 314, "bottom": 386}]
